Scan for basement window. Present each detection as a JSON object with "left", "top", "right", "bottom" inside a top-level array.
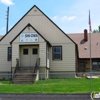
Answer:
[{"left": 8, "top": 47, "right": 12, "bottom": 61}]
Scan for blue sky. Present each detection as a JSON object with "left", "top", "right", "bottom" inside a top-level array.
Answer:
[{"left": 0, "top": 0, "right": 100, "bottom": 35}]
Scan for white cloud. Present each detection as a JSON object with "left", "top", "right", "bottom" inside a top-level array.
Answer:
[
  {"left": 68, "top": 16, "right": 76, "bottom": 20},
  {"left": 61, "top": 16, "right": 76, "bottom": 21},
  {"left": 1, "top": 27, "right": 5, "bottom": 30},
  {"left": 61, "top": 16, "right": 68, "bottom": 21},
  {"left": 53, "top": 15, "right": 58, "bottom": 20},
  {"left": 0, "top": 0, "right": 14, "bottom": 5}
]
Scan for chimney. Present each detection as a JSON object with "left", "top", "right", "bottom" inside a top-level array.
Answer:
[{"left": 84, "top": 29, "right": 88, "bottom": 41}]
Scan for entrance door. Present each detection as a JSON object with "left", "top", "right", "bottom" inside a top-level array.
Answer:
[{"left": 20, "top": 46, "right": 39, "bottom": 67}]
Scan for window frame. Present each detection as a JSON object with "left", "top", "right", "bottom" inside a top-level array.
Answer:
[
  {"left": 32, "top": 48, "right": 38, "bottom": 54},
  {"left": 8, "top": 47, "right": 12, "bottom": 61},
  {"left": 23, "top": 48, "right": 28, "bottom": 55},
  {"left": 92, "top": 61, "right": 100, "bottom": 70},
  {"left": 52, "top": 46, "right": 62, "bottom": 60},
  {"left": 80, "top": 62, "right": 85, "bottom": 67}
]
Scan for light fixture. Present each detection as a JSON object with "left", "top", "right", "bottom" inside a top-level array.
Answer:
[{"left": 27, "top": 24, "right": 30, "bottom": 30}]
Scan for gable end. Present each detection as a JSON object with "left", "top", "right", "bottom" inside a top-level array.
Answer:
[
  {"left": 0, "top": 5, "right": 76, "bottom": 45},
  {"left": 10, "top": 23, "right": 52, "bottom": 47}
]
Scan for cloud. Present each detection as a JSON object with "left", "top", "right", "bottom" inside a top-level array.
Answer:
[
  {"left": 0, "top": 0, "right": 14, "bottom": 5},
  {"left": 52, "top": 15, "right": 76, "bottom": 22},
  {"left": 61, "top": 16, "right": 76, "bottom": 21},
  {"left": 1, "top": 27, "right": 5, "bottom": 30},
  {"left": 68, "top": 16, "right": 76, "bottom": 20},
  {"left": 53, "top": 15, "right": 58, "bottom": 20}
]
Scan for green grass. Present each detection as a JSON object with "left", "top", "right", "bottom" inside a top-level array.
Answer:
[{"left": 0, "top": 78, "right": 100, "bottom": 93}]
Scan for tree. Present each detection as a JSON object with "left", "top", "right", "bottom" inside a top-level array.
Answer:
[{"left": 92, "top": 25, "right": 100, "bottom": 33}]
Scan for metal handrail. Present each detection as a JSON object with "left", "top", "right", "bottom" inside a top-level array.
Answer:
[
  {"left": 14, "top": 58, "right": 19, "bottom": 74},
  {"left": 33, "top": 58, "right": 40, "bottom": 73}
]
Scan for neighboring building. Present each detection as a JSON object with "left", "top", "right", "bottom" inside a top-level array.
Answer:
[
  {"left": 0, "top": 5, "right": 76, "bottom": 80},
  {"left": 0, "top": 36, "right": 3, "bottom": 40},
  {"left": 69, "top": 29, "right": 100, "bottom": 73}
]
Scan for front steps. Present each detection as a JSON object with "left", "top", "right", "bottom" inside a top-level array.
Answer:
[{"left": 13, "top": 67, "right": 36, "bottom": 84}]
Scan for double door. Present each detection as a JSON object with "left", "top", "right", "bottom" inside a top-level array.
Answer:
[{"left": 20, "top": 46, "right": 39, "bottom": 67}]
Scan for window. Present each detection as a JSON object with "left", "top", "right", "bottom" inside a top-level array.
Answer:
[
  {"left": 80, "top": 62, "right": 85, "bottom": 67},
  {"left": 8, "top": 47, "right": 12, "bottom": 61},
  {"left": 92, "top": 61, "right": 100, "bottom": 70},
  {"left": 23, "top": 49, "right": 28, "bottom": 55},
  {"left": 32, "top": 48, "right": 38, "bottom": 54},
  {"left": 52, "top": 46, "right": 62, "bottom": 60}
]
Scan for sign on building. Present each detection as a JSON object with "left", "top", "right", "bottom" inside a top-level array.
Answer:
[{"left": 20, "top": 33, "right": 38, "bottom": 42}]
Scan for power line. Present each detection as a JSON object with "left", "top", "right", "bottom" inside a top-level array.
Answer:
[
  {"left": 9, "top": 19, "right": 15, "bottom": 25},
  {"left": 0, "top": 4, "right": 6, "bottom": 10},
  {"left": 0, "top": 8, "right": 6, "bottom": 12},
  {"left": 0, "top": 12, "right": 6, "bottom": 16},
  {"left": 0, "top": 15, "right": 5, "bottom": 19},
  {"left": 9, "top": 15, "right": 17, "bottom": 23},
  {"left": 10, "top": 11, "right": 17, "bottom": 19}
]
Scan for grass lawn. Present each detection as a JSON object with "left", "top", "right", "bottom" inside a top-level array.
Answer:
[{"left": 0, "top": 78, "right": 100, "bottom": 93}]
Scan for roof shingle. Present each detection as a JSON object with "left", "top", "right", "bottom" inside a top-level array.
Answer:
[
  {"left": 68, "top": 33, "right": 100, "bottom": 58},
  {"left": 0, "top": 36, "right": 3, "bottom": 40}
]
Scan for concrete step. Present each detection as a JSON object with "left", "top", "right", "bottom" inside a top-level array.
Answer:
[
  {"left": 13, "top": 66, "right": 36, "bottom": 84},
  {"left": 17, "top": 67, "right": 34, "bottom": 70},
  {"left": 14, "top": 77, "right": 33, "bottom": 80},
  {"left": 16, "top": 70, "right": 32, "bottom": 73}
]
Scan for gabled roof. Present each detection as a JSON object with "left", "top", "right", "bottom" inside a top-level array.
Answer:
[
  {"left": 10, "top": 23, "right": 52, "bottom": 46},
  {"left": 0, "top": 36, "right": 3, "bottom": 40},
  {"left": 0, "top": 5, "right": 76, "bottom": 45},
  {"left": 68, "top": 33, "right": 100, "bottom": 59}
]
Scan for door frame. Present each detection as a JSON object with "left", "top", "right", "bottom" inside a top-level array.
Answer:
[{"left": 19, "top": 45, "right": 39, "bottom": 67}]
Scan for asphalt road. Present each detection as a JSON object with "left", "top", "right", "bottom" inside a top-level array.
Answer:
[{"left": 0, "top": 94, "right": 94, "bottom": 100}]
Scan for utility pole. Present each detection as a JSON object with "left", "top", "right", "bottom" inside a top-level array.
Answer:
[{"left": 6, "top": 7, "right": 9, "bottom": 34}]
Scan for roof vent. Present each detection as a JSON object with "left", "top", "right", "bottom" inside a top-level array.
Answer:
[
  {"left": 96, "top": 42, "right": 98, "bottom": 45},
  {"left": 84, "top": 47, "right": 87, "bottom": 50},
  {"left": 34, "top": 9, "right": 37, "bottom": 12}
]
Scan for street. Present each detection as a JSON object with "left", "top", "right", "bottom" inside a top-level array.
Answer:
[{"left": 0, "top": 94, "right": 93, "bottom": 100}]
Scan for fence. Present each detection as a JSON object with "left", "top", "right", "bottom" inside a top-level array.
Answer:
[{"left": 0, "top": 72, "right": 100, "bottom": 93}]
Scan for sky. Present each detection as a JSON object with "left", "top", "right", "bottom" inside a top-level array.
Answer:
[{"left": 0, "top": 0, "right": 100, "bottom": 35}]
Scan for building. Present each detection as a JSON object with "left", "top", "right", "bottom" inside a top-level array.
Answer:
[
  {"left": 0, "top": 36, "right": 3, "bottom": 40},
  {"left": 69, "top": 30, "right": 100, "bottom": 73},
  {"left": 0, "top": 5, "right": 76, "bottom": 80}
]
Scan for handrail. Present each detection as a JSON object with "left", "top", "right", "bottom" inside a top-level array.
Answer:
[
  {"left": 33, "top": 58, "right": 40, "bottom": 73},
  {"left": 14, "top": 58, "right": 19, "bottom": 74}
]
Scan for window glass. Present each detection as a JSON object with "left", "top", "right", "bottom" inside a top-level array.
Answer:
[
  {"left": 53, "top": 46, "right": 62, "bottom": 60},
  {"left": 8, "top": 47, "right": 12, "bottom": 61},
  {"left": 93, "top": 62, "right": 97, "bottom": 65},
  {"left": 98, "top": 62, "right": 100, "bottom": 68},
  {"left": 33, "top": 48, "right": 38, "bottom": 54},
  {"left": 23, "top": 49, "right": 28, "bottom": 55},
  {"left": 80, "top": 62, "right": 85, "bottom": 67},
  {"left": 98, "top": 62, "right": 100, "bottom": 65},
  {"left": 92, "top": 62, "right": 98, "bottom": 69}
]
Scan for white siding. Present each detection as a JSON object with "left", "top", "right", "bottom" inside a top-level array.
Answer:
[
  {"left": 0, "top": 45, "right": 11, "bottom": 72},
  {"left": 39, "top": 43, "right": 46, "bottom": 67},
  {"left": 50, "top": 43, "right": 75, "bottom": 71},
  {"left": 12, "top": 43, "right": 19, "bottom": 67}
]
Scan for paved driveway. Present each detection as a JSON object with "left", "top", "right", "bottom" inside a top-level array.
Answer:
[{"left": 0, "top": 94, "right": 93, "bottom": 100}]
